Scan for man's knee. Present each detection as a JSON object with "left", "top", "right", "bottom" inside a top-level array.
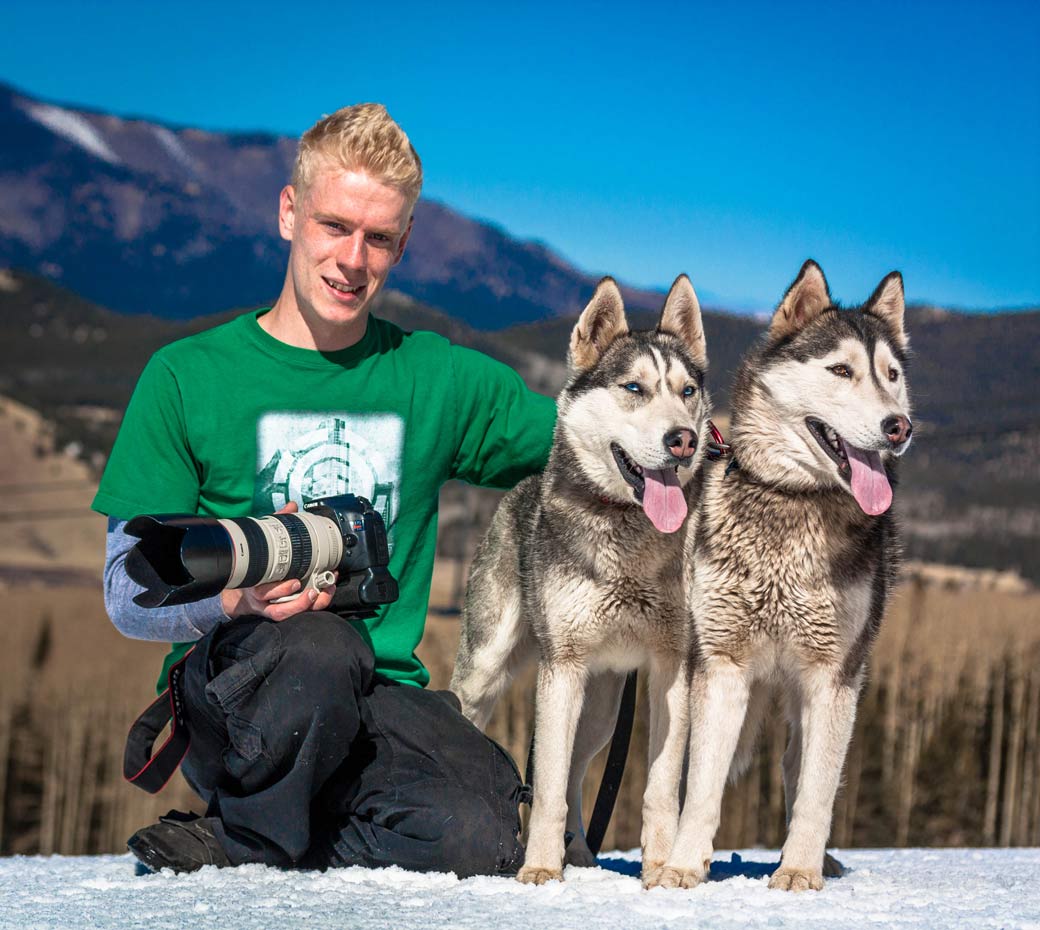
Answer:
[
  {"left": 252, "top": 614, "right": 375, "bottom": 756},
  {"left": 189, "top": 613, "right": 372, "bottom": 788},
  {"left": 273, "top": 612, "right": 375, "bottom": 696},
  {"left": 328, "top": 787, "right": 524, "bottom": 877},
  {"left": 431, "top": 789, "right": 524, "bottom": 878}
]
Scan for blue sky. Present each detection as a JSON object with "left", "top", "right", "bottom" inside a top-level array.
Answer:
[{"left": 3, "top": 0, "right": 1038, "bottom": 311}]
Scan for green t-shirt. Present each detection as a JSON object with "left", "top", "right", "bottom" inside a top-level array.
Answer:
[{"left": 93, "top": 309, "right": 556, "bottom": 691}]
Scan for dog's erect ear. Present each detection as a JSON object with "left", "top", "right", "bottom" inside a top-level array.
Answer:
[
  {"left": 658, "top": 274, "right": 707, "bottom": 368},
  {"left": 864, "top": 271, "right": 908, "bottom": 350},
  {"left": 569, "top": 277, "right": 628, "bottom": 372},
  {"left": 769, "top": 260, "right": 832, "bottom": 342}
]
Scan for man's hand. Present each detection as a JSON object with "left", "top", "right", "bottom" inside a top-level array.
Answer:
[{"left": 219, "top": 502, "right": 338, "bottom": 621}]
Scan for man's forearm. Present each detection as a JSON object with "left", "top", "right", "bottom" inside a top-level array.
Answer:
[{"left": 104, "top": 517, "right": 230, "bottom": 642}]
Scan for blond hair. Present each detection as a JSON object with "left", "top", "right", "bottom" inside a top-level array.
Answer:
[{"left": 291, "top": 103, "right": 423, "bottom": 209}]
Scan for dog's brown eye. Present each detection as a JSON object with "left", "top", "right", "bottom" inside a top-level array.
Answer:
[
  {"left": 888, "top": 367, "right": 900, "bottom": 382},
  {"left": 828, "top": 364, "right": 852, "bottom": 378}
]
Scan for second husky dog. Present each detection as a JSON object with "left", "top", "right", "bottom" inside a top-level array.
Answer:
[
  {"left": 648, "top": 260, "right": 913, "bottom": 893},
  {"left": 451, "top": 275, "right": 711, "bottom": 884}
]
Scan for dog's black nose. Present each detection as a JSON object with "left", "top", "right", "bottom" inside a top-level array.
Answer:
[
  {"left": 664, "top": 428, "right": 697, "bottom": 462},
  {"left": 882, "top": 415, "right": 913, "bottom": 446}
]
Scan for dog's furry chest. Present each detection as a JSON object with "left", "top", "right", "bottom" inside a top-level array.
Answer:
[
  {"left": 525, "top": 503, "right": 689, "bottom": 662},
  {"left": 691, "top": 471, "right": 886, "bottom": 670}
]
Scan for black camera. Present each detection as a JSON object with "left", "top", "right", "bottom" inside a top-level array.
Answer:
[{"left": 124, "top": 494, "right": 398, "bottom": 618}]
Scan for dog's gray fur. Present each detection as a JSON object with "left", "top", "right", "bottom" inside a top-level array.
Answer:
[
  {"left": 647, "top": 260, "right": 913, "bottom": 892},
  {"left": 451, "top": 275, "right": 711, "bottom": 884}
]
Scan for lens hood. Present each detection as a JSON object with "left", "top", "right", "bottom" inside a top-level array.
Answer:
[{"left": 125, "top": 514, "right": 234, "bottom": 607}]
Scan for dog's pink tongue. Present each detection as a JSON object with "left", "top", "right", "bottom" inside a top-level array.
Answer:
[
  {"left": 842, "top": 440, "right": 892, "bottom": 516},
  {"left": 641, "top": 467, "right": 687, "bottom": 533}
]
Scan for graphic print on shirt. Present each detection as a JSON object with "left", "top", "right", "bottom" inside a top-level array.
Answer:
[{"left": 254, "top": 413, "right": 403, "bottom": 552}]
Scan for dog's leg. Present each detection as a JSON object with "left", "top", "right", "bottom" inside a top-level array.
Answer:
[
  {"left": 781, "top": 691, "right": 803, "bottom": 827},
  {"left": 645, "top": 659, "right": 749, "bottom": 889},
  {"left": 518, "top": 661, "right": 588, "bottom": 884},
  {"left": 729, "top": 680, "right": 772, "bottom": 782},
  {"left": 781, "top": 692, "right": 847, "bottom": 879},
  {"left": 640, "top": 653, "right": 688, "bottom": 881},
  {"left": 563, "top": 671, "right": 626, "bottom": 867},
  {"left": 769, "top": 667, "right": 857, "bottom": 892}
]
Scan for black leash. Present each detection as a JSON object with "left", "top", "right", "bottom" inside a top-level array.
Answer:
[{"left": 585, "top": 669, "right": 638, "bottom": 856}]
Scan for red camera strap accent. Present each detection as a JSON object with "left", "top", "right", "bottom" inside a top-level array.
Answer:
[{"left": 123, "top": 648, "right": 195, "bottom": 794}]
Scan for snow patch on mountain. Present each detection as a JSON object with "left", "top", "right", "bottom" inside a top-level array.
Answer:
[
  {"left": 24, "top": 102, "right": 121, "bottom": 165},
  {"left": 153, "top": 125, "right": 197, "bottom": 174}
]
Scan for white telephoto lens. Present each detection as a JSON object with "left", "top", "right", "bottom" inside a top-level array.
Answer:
[{"left": 222, "top": 512, "right": 346, "bottom": 591}]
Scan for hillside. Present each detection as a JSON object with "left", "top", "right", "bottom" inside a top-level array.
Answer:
[
  {"left": 0, "top": 395, "right": 102, "bottom": 582},
  {"left": 0, "top": 269, "right": 1037, "bottom": 581},
  {"left": 0, "top": 270, "right": 567, "bottom": 455}
]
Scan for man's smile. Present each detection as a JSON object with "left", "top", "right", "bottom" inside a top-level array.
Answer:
[{"left": 322, "top": 276, "right": 366, "bottom": 297}]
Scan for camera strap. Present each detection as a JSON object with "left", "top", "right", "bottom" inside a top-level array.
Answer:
[{"left": 123, "top": 648, "right": 195, "bottom": 794}]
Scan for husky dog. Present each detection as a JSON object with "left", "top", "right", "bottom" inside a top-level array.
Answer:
[
  {"left": 451, "top": 275, "right": 711, "bottom": 884},
  {"left": 647, "top": 261, "right": 913, "bottom": 892}
]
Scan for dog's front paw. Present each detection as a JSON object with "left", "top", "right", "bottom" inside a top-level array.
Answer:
[
  {"left": 768, "top": 866, "right": 824, "bottom": 892},
  {"left": 822, "top": 852, "right": 845, "bottom": 877},
  {"left": 643, "top": 864, "right": 706, "bottom": 890},
  {"left": 640, "top": 860, "right": 665, "bottom": 886},
  {"left": 517, "top": 865, "right": 564, "bottom": 885}
]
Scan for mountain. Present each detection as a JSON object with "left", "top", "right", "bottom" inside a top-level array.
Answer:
[{"left": 0, "top": 81, "right": 667, "bottom": 328}]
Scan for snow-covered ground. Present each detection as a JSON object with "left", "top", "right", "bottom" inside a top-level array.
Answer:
[{"left": 3, "top": 848, "right": 1039, "bottom": 930}]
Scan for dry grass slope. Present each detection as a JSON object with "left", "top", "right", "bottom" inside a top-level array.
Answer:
[{"left": 1, "top": 558, "right": 1037, "bottom": 856}]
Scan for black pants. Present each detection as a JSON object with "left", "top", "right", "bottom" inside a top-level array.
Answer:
[{"left": 179, "top": 612, "right": 526, "bottom": 877}]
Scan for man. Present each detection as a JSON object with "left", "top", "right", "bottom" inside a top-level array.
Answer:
[{"left": 94, "top": 104, "right": 556, "bottom": 875}]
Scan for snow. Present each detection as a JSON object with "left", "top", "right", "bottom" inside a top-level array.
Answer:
[
  {"left": 1, "top": 848, "right": 1038, "bottom": 930},
  {"left": 152, "top": 125, "right": 198, "bottom": 174},
  {"left": 24, "top": 103, "right": 121, "bottom": 165}
]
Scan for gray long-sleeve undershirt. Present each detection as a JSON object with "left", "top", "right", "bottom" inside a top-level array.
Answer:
[{"left": 103, "top": 517, "right": 230, "bottom": 643}]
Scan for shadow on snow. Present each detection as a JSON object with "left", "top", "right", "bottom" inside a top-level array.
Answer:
[{"left": 596, "top": 852, "right": 781, "bottom": 881}]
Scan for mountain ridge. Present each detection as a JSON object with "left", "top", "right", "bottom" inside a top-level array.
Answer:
[{"left": 0, "top": 80, "right": 677, "bottom": 328}]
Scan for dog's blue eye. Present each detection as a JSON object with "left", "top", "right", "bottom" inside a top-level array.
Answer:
[
  {"left": 622, "top": 382, "right": 642, "bottom": 393},
  {"left": 682, "top": 385, "right": 696, "bottom": 397}
]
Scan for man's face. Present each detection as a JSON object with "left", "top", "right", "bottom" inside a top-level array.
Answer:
[{"left": 279, "top": 164, "right": 413, "bottom": 338}]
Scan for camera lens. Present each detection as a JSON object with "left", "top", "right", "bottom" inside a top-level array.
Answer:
[
  {"left": 126, "top": 511, "right": 345, "bottom": 607},
  {"left": 125, "top": 494, "right": 396, "bottom": 613}
]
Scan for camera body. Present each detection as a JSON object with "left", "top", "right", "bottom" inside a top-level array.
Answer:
[
  {"left": 302, "top": 495, "right": 397, "bottom": 614},
  {"left": 125, "top": 493, "right": 398, "bottom": 618}
]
